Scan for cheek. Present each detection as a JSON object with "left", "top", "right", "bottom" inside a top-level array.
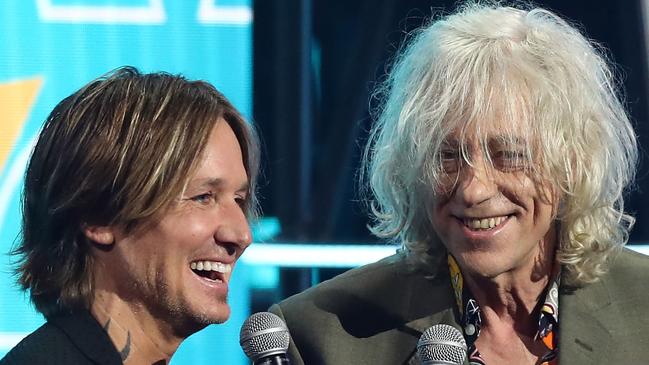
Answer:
[
  {"left": 434, "top": 173, "right": 458, "bottom": 197},
  {"left": 431, "top": 174, "right": 453, "bottom": 206},
  {"left": 185, "top": 215, "right": 217, "bottom": 241},
  {"left": 533, "top": 199, "right": 556, "bottom": 230},
  {"left": 521, "top": 190, "right": 557, "bottom": 245},
  {"left": 528, "top": 183, "right": 558, "bottom": 224},
  {"left": 160, "top": 212, "right": 211, "bottom": 243},
  {"left": 430, "top": 199, "right": 451, "bottom": 238}
]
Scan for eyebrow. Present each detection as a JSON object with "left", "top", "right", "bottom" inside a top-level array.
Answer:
[
  {"left": 443, "top": 135, "right": 528, "bottom": 146},
  {"left": 489, "top": 135, "right": 528, "bottom": 148},
  {"left": 187, "top": 177, "right": 249, "bottom": 193}
]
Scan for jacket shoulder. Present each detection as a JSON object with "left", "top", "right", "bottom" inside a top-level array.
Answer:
[
  {"left": 558, "top": 247, "right": 649, "bottom": 364},
  {"left": 604, "top": 247, "right": 649, "bottom": 287},
  {"left": 277, "top": 252, "right": 417, "bottom": 310},
  {"left": 270, "top": 252, "right": 455, "bottom": 365},
  {"left": 0, "top": 322, "right": 88, "bottom": 365}
]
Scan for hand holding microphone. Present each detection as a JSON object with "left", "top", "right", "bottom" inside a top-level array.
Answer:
[{"left": 240, "top": 312, "right": 292, "bottom": 365}]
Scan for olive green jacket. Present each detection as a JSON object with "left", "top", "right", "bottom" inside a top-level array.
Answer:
[{"left": 270, "top": 248, "right": 649, "bottom": 365}]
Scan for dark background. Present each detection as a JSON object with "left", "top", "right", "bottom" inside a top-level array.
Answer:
[{"left": 253, "top": 0, "right": 649, "bottom": 247}]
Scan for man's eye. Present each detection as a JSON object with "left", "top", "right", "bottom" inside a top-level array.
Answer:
[
  {"left": 440, "top": 149, "right": 458, "bottom": 159},
  {"left": 191, "top": 192, "right": 214, "bottom": 204},
  {"left": 439, "top": 150, "right": 460, "bottom": 172},
  {"left": 493, "top": 150, "right": 527, "bottom": 170},
  {"left": 235, "top": 195, "right": 248, "bottom": 208},
  {"left": 501, "top": 150, "right": 524, "bottom": 159}
]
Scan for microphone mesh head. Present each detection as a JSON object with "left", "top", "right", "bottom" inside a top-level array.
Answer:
[
  {"left": 417, "top": 324, "right": 467, "bottom": 365},
  {"left": 239, "top": 312, "right": 290, "bottom": 361}
]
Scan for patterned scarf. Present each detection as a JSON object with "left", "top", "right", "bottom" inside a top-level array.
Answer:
[{"left": 448, "top": 255, "right": 559, "bottom": 365}]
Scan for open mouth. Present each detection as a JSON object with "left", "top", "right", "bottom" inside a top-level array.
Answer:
[
  {"left": 190, "top": 260, "right": 231, "bottom": 282},
  {"left": 462, "top": 215, "right": 511, "bottom": 231}
]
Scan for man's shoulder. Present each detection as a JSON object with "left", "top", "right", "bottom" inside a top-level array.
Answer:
[
  {"left": 563, "top": 247, "right": 649, "bottom": 300},
  {"left": 606, "top": 246, "right": 649, "bottom": 283},
  {"left": 277, "top": 252, "right": 417, "bottom": 308},
  {"left": 272, "top": 251, "right": 452, "bottom": 325},
  {"left": 0, "top": 321, "right": 79, "bottom": 364},
  {"left": 270, "top": 251, "right": 455, "bottom": 364},
  {"left": 0, "top": 311, "right": 121, "bottom": 365},
  {"left": 558, "top": 247, "right": 649, "bottom": 363},
  {"left": 562, "top": 246, "right": 649, "bottom": 319}
]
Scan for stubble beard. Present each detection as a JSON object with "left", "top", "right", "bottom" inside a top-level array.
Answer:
[{"left": 150, "top": 277, "right": 230, "bottom": 338}]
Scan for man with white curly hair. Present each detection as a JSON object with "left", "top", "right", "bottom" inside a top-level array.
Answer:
[{"left": 270, "top": 2, "right": 649, "bottom": 364}]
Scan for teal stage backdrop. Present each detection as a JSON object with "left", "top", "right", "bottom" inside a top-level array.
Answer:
[{"left": 0, "top": 0, "right": 252, "bottom": 363}]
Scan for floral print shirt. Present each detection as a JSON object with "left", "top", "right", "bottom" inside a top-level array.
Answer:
[{"left": 448, "top": 255, "right": 559, "bottom": 365}]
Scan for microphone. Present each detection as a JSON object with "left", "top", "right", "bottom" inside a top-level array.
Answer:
[
  {"left": 240, "top": 312, "right": 291, "bottom": 365},
  {"left": 417, "top": 324, "right": 467, "bottom": 365}
]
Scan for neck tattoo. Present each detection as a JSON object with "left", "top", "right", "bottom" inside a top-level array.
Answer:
[{"left": 103, "top": 318, "right": 132, "bottom": 361}]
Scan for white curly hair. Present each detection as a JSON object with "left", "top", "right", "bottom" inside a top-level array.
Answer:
[{"left": 363, "top": 1, "right": 637, "bottom": 286}]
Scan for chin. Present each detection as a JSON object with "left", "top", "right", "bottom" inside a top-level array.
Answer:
[
  {"left": 211, "top": 310, "right": 231, "bottom": 325},
  {"left": 175, "top": 306, "right": 231, "bottom": 337},
  {"left": 455, "top": 252, "right": 508, "bottom": 278},
  {"left": 199, "top": 302, "right": 231, "bottom": 325}
]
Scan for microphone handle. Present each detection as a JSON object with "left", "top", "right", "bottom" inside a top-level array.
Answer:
[{"left": 253, "top": 355, "right": 291, "bottom": 365}]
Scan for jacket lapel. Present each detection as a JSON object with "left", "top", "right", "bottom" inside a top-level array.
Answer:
[
  {"left": 559, "top": 279, "right": 612, "bottom": 365},
  {"left": 399, "top": 268, "right": 469, "bottom": 365}
]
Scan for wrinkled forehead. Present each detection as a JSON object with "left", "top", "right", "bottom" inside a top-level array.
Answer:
[{"left": 441, "top": 103, "right": 535, "bottom": 150}]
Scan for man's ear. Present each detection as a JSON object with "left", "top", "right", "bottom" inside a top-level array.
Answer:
[{"left": 82, "top": 224, "right": 115, "bottom": 246}]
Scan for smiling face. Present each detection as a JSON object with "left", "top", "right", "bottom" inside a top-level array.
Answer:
[
  {"left": 99, "top": 119, "right": 252, "bottom": 334},
  {"left": 430, "top": 124, "right": 558, "bottom": 280}
]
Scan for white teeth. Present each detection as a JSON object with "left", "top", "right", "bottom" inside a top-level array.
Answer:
[
  {"left": 464, "top": 216, "right": 508, "bottom": 230},
  {"left": 190, "top": 260, "right": 232, "bottom": 273}
]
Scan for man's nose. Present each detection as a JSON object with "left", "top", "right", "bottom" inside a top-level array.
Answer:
[
  {"left": 453, "top": 160, "right": 498, "bottom": 206},
  {"left": 214, "top": 203, "right": 252, "bottom": 257}
]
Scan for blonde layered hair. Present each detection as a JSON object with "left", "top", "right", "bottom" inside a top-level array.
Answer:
[
  {"left": 363, "top": 2, "right": 637, "bottom": 286},
  {"left": 15, "top": 66, "right": 259, "bottom": 317}
]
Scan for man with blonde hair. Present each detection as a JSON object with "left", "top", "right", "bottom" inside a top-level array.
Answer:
[
  {"left": 2, "top": 66, "right": 259, "bottom": 364},
  {"left": 271, "top": 3, "right": 649, "bottom": 364}
]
